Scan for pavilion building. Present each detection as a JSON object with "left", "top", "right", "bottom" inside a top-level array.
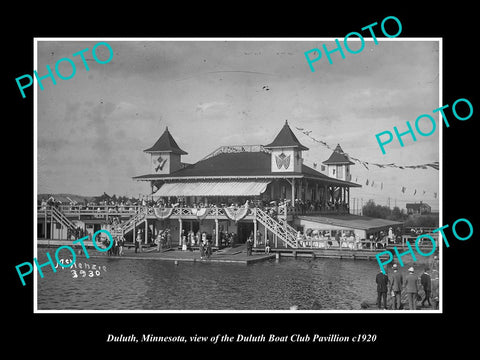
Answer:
[
  {"left": 131, "top": 120, "right": 388, "bottom": 248},
  {"left": 36, "top": 121, "right": 403, "bottom": 249}
]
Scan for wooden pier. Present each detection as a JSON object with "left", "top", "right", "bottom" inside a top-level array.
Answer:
[
  {"left": 255, "top": 248, "right": 392, "bottom": 261},
  {"left": 38, "top": 238, "right": 435, "bottom": 265},
  {"left": 37, "top": 240, "right": 276, "bottom": 265}
]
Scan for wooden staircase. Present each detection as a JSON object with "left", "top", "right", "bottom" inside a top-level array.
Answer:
[
  {"left": 254, "top": 208, "right": 298, "bottom": 248},
  {"left": 49, "top": 206, "right": 77, "bottom": 231},
  {"left": 111, "top": 210, "right": 146, "bottom": 237}
]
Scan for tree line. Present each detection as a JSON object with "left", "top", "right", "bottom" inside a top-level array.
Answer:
[{"left": 362, "top": 200, "right": 438, "bottom": 227}]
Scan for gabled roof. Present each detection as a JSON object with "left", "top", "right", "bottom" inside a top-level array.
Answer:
[
  {"left": 406, "top": 202, "right": 431, "bottom": 209},
  {"left": 133, "top": 151, "right": 361, "bottom": 187},
  {"left": 144, "top": 127, "right": 188, "bottom": 155},
  {"left": 322, "top": 144, "right": 354, "bottom": 165},
  {"left": 264, "top": 120, "right": 309, "bottom": 151}
]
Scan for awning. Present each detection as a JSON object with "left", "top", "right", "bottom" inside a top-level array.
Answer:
[{"left": 153, "top": 180, "right": 271, "bottom": 197}]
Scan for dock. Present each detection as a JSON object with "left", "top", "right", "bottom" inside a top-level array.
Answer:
[
  {"left": 37, "top": 239, "right": 434, "bottom": 265},
  {"left": 80, "top": 249, "right": 276, "bottom": 265},
  {"left": 263, "top": 248, "right": 393, "bottom": 261},
  {"left": 37, "top": 240, "right": 276, "bottom": 265}
]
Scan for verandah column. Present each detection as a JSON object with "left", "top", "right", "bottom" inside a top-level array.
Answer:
[
  {"left": 215, "top": 218, "right": 219, "bottom": 247},
  {"left": 305, "top": 179, "right": 309, "bottom": 203},
  {"left": 51, "top": 207, "right": 54, "bottom": 240},
  {"left": 178, "top": 218, "right": 183, "bottom": 246},
  {"left": 298, "top": 179, "right": 303, "bottom": 204},
  {"left": 264, "top": 224, "right": 268, "bottom": 247},
  {"left": 291, "top": 178, "right": 295, "bottom": 207},
  {"left": 324, "top": 184, "right": 328, "bottom": 209},
  {"left": 44, "top": 207, "right": 47, "bottom": 239},
  {"left": 347, "top": 187, "right": 350, "bottom": 213},
  {"left": 144, "top": 218, "right": 148, "bottom": 244},
  {"left": 253, "top": 218, "right": 257, "bottom": 247}
]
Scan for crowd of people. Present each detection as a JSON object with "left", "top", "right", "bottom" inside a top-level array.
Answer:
[
  {"left": 153, "top": 197, "right": 349, "bottom": 215},
  {"left": 292, "top": 198, "right": 349, "bottom": 214},
  {"left": 66, "top": 226, "right": 89, "bottom": 241},
  {"left": 375, "top": 257, "right": 439, "bottom": 310},
  {"left": 173, "top": 229, "right": 214, "bottom": 259},
  {"left": 291, "top": 226, "right": 405, "bottom": 250},
  {"left": 39, "top": 196, "right": 145, "bottom": 209}
]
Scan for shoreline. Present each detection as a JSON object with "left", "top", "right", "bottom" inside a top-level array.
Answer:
[{"left": 37, "top": 239, "right": 437, "bottom": 266}]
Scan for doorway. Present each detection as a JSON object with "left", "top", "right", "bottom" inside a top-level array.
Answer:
[{"left": 237, "top": 221, "right": 254, "bottom": 244}]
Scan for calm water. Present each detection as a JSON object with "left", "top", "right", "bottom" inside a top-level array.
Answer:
[{"left": 36, "top": 248, "right": 392, "bottom": 311}]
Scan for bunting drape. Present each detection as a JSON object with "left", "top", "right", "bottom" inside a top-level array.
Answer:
[
  {"left": 153, "top": 207, "right": 174, "bottom": 219},
  {"left": 295, "top": 127, "right": 439, "bottom": 170},
  {"left": 294, "top": 126, "right": 439, "bottom": 199},
  {"left": 224, "top": 206, "right": 249, "bottom": 222}
]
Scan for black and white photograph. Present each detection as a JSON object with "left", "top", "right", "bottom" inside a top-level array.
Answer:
[
  {"left": 33, "top": 38, "right": 441, "bottom": 312},
  {"left": 7, "top": 7, "right": 478, "bottom": 353}
]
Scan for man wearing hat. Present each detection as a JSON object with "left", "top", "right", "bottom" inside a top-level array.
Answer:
[
  {"left": 388, "top": 227, "right": 394, "bottom": 244},
  {"left": 376, "top": 269, "right": 389, "bottom": 310},
  {"left": 404, "top": 266, "right": 419, "bottom": 310},
  {"left": 390, "top": 264, "right": 403, "bottom": 310},
  {"left": 135, "top": 229, "right": 143, "bottom": 253},
  {"left": 420, "top": 268, "right": 432, "bottom": 307}
]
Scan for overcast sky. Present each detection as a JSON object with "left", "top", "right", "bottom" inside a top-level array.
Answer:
[{"left": 36, "top": 39, "right": 440, "bottom": 210}]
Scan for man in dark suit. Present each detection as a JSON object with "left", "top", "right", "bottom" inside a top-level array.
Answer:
[
  {"left": 405, "top": 267, "right": 419, "bottom": 310},
  {"left": 390, "top": 264, "right": 403, "bottom": 310},
  {"left": 421, "top": 268, "right": 432, "bottom": 307},
  {"left": 376, "top": 270, "right": 389, "bottom": 309}
]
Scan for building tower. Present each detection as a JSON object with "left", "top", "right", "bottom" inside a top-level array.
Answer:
[
  {"left": 264, "top": 120, "right": 309, "bottom": 173},
  {"left": 322, "top": 144, "right": 354, "bottom": 181},
  {"left": 143, "top": 126, "right": 188, "bottom": 175}
]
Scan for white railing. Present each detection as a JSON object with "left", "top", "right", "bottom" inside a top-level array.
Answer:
[
  {"left": 119, "top": 211, "right": 146, "bottom": 234},
  {"left": 38, "top": 204, "right": 142, "bottom": 217},
  {"left": 41, "top": 206, "right": 77, "bottom": 230},
  {"left": 201, "top": 144, "right": 271, "bottom": 160},
  {"left": 255, "top": 208, "right": 297, "bottom": 248}
]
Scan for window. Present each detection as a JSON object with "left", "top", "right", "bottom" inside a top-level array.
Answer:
[{"left": 337, "top": 165, "right": 343, "bottom": 179}]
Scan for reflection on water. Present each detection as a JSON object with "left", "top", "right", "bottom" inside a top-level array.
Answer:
[{"left": 36, "top": 248, "right": 387, "bottom": 310}]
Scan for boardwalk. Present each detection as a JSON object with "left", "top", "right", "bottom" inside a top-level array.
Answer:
[{"left": 38, "top": 241, "right": 276, "bottom": 265}]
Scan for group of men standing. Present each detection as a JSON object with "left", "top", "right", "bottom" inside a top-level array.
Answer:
[{"left": 376, "top": 264, "right": 433, "bottom": 310}]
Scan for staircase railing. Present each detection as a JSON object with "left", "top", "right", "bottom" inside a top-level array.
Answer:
[
  {"left": 116, "top": 210, "right": 146, "bottom": 236},
  {"left": 277, "top": 217, "right": 299, "bottom": 240},
  {"left": 50, "top": 206, "right": 76, "bottom": 231},
  {"left": 254, "top": 208, "right": 297, "bottom": 248}
]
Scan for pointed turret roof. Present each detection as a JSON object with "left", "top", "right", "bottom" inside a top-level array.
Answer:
[
  {"left": 322, "top": 144, "right": 354, "bottom": 165},
  {"left": 264, "top": 120, "right": 309, "bottom": 150},
  {"left": 144, "top": 127, "right": 188, "bottom": 155}
]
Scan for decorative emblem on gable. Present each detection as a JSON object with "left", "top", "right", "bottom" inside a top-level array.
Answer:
[
  {"left": 275, "top": 153, "right": 291, "bottom": 170},
  {"left": 155, "top": 155, "right": 168, "bottom": 172}
]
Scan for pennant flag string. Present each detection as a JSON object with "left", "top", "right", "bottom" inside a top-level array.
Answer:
[{"left": 296, "top": 127, "right": 439, "bottom": 171}]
